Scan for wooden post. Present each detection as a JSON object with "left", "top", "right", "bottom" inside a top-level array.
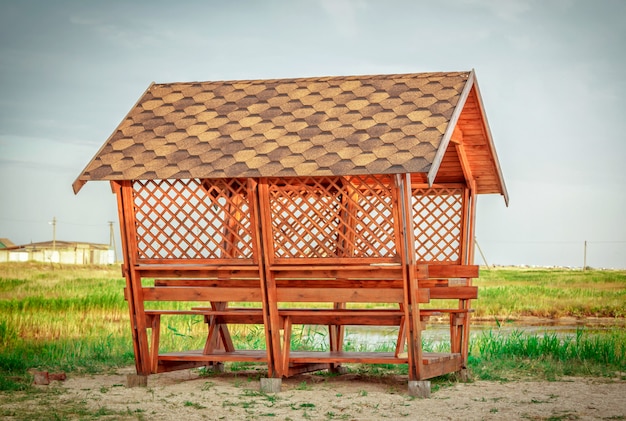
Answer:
[
  {"left": 115, "top": 181, "right": 151, "bottom": 375},
  {"left": 395, "top": 174, "right": 424, "bottom": 382},
  {"left": 460, "top": 185, "right": 478, "bottom": 366},
  {"left": 257, "top": 179, "right": 283, "bottom": 379}
]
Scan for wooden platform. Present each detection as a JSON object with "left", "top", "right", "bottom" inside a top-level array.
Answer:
[
  {"left": 288, "top": 351, "right": 458, "bottom": 365},
  {"left": 155, "top": 349, "right": 462, "bottom": 379},
  {"left": 158, "top": 349, "right": 268, "bottom": 365}
]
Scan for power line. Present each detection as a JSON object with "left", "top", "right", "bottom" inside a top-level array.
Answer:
[
  {"left": 0, "top": 217, "right": 112, "bottom": 227},
  {"left": 477, "top": 240, "right": 626, "bottom": 245}
]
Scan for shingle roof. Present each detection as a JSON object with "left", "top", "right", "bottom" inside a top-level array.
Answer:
[
  {"left": 0, "top": 238, "right": 17, "bottom": 249},
  {"left": 74, "top": 71, "right": 475, "bottom": 193}
]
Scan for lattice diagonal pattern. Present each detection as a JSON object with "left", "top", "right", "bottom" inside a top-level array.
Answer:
[
  {"left": 412, "top": 188, "right": 463, "bottom": 263},
  {"left": 268, "top": 176, "right": 398, "bottom": 259},
  {"left": 132, "top": 179, "right": 254, "bottom": 260}
]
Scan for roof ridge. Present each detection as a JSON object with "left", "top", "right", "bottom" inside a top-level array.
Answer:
[{"left": 151, "top": 71, "right": 472, "bottom": 88}]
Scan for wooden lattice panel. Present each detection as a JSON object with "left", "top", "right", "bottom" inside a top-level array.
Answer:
[
  {"left": 267, "top": 176, "right": 398, "bottom": 260},
  {"left": 412, "top": 188, "right": 463, "bottom": 263},
  {"left": 132, "top": 179, "right": 254, "bottom": 261}
]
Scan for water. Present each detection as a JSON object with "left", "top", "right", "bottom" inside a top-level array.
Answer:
[{"left": 334, "top": 318, "right": 626, "bottom": 351}]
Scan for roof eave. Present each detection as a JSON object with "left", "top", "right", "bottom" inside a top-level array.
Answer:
[
  {"left": 427, "top": 70, "right": 475, "bottom": 187},
  {"left": 72, "top": 82, "right": 156, "bottom": 195},
  {"left": 471, "top": 74, "right": 510, "bottom": 206}
]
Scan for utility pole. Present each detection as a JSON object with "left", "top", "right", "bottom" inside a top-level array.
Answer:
[
  {"left": 51, "top": 216, "right": 57, "bottom": 252},
  {"left": 475, "top": 237, "right": 490, "bottom": 269},
  {"left": 108, "top": 221, "right": 118, "bottom": 263},
  {"left": 583, "top": 240, "right": 587, "bottom": 271},
  {"left": 49, "top": 216, "right": 57, "bottom": 264}
]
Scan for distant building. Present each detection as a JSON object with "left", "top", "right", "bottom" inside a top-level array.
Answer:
[
  {"left": 0, "top": 238, "right": 17, "bottom": 249},
  {"left": 0, "top": 239, "right": 114, "bottom": 264}
]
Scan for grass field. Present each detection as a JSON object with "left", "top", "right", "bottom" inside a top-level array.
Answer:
[{"left": 0, "top": 262, "right": 624, "bottom": 391}]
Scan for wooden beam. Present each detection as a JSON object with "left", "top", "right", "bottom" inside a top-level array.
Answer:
[
  {"left": 450, "top": 125, "right": 464, "bottom": 145},
  {"left": 455, "top": 142, "right": 474, "bottom": 187}
]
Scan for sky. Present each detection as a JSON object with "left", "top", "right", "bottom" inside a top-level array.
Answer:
[{"left": 1, "top": 0, "right": 625, "bottom": 269}]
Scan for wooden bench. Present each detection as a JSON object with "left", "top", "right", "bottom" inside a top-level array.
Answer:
[
  {"left": 129, "top": 264, "right": 268, "bottom": 373},
  {"left": 416, "top": 265, "right": 479, "bottom": 357},
  {"left": 131, "top": 263, "right": 479, "bottom": 376},
  {"left": 265, "top": 263, "right": 426, "bottom": 376},
  {"left": 143, "top": 308, "right": 266, "bottom": 373},
  {"left": 268, "top": 264, "right": 479, "bottom": 376}
]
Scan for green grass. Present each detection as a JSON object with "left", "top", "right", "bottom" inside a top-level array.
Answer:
[
  {"left": 0, "top": 262, "right": 625, "bottom": 392},
  {"left": 473, "top": 268, "right": 626, "bottom": 318},
  {"left": 469, "top": 326, "right": 626, "bottom": 380}
]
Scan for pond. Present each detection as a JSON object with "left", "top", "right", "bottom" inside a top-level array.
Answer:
[{"left": 298, "top": 318, "right": 626, "bottom": 352}]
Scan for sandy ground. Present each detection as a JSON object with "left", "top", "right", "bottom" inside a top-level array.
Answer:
[{"left": 3, "top": 367, "right": 625, "bottom": 420}]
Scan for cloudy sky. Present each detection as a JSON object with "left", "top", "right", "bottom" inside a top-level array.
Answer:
[{"left": 1, "top": 0, "right": 624, "bottom": 268}]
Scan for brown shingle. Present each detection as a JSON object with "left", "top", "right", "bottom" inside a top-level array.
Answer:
[{"left": 74, "top": 71, "right": 474, "bottom": 189}]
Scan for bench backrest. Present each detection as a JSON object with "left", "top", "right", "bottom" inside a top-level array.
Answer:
[{"left": 128, "top": 264, "right": 478, "bottom": 306}]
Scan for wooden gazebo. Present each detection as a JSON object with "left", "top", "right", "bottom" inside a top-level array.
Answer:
[{"left": 74, "top": 70, "right": 507, "bottom": 397}]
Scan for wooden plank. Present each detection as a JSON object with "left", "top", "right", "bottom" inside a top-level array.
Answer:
[
  {"left": 137, "top": 258, "right": 256, "bottom": 266},
  {"left": 289, "top": 351, "right": 405, "bottom": 364},
  {"left": 272, "top": 257, "right": 401, "bottom": 265},
  {"left": 425, "top": 265, "right": 478, "bottom": 279},
  {"left": 156, "top": 360, "right": 214, "bottom": 373},
  {"left": 287, "top": 351, "right": 460, "bottom": 367},
  {"left": 271, "top": 264, "right": 402, "bottom": 272},
  {"left": 278, "top": 309, "right": 404, "bottom": 326},
  {"left": 276, "top": 287, "right": 429, "bottom": 303},
  {"left": 154, "top": 279, "right": 260, "bottom": 287},
  {"left": 420, "top": 308, "right": 474, "bottom": 315},
  {"left": 286, "top": 363, "right": 333, "bottom": 377},
  {"left": 137, "top": 266, "right": 260, "bottom": 279},
  {"left": 158, "top": 349, "right": 268, "bottom": 362},
  {"left": 421, "top": 355, "right": 463, "bottom": 380},
  {"left": 142, "top": 287, "right": 262, "bottom": 302},
  {"left": 273, "top": 271, "right": 404, "bottom": 281},
  {"left": 428, "top": 286, "right": 477, "bottom": 300},
  {"left": 275, "top": 279, "right": 405, "bottom": 288}
]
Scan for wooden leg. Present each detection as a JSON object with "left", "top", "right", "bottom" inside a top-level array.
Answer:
[
  {"left": 146, "top": 314, "right": 160, "bottom": 374},
  {"left": 449, "top": 311, "right": 469, "bottom": 355},
  {"left": 282, "top": 317, "right": 292, "bottom": 375},
  {"left": 395, "top": 304, "right": 406, "bottom": 357},
  {"left": 449, "top": 313, "right": 457, "bottom": 353},
  {"left": 329, "top": 302, "right": 345, "bottom": 352},
  {"left": 329, "top": 302, "right": 345, "bottom": 371},
  {"left": 212, "top": 302, "right": 235, "bottom": 352},
  {"left": 395, "top": 316, "right": 406, "bottom": 357},
  {"left": 460, "top": 302, "right": 472, "bottom": 364},
  {"left": 203, "top": 315, "right": 219, "bottom": 354}
]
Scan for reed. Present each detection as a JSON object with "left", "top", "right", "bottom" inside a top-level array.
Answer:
[{"left": 469, "top": 326, "right": 626, "bottom": 379}]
